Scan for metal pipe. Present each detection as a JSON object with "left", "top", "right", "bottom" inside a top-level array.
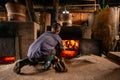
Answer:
[
  {"left": 94, "top": 0, "right": 97, "bottom": 11},
  {"left": 66, "top": 4, "right": 100, "bottom": 7}
]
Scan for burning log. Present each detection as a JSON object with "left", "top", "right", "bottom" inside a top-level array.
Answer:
[{"left": 91, "top": 7, "right": 119, "bottom": 54}]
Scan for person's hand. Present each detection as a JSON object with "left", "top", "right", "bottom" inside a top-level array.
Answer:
[{"left": 63, "top": 46, "right": 67, "bottom": 50}]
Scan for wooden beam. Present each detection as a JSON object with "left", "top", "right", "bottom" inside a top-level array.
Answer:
[
  {"left": 52, "top": 0, "right": 59, "bottom": 23},
  {"left": 25, "top": 0, "right": 36, "bottom": 22}
]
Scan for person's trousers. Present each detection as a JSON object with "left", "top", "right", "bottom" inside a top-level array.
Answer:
[{"left": 19, "top": 49, "right": 56, "bottom": 69}]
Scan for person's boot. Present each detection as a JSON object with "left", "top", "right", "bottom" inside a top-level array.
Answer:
[
  {"left": 13, "top": 58, "right": 31, "bottom": 74},
  {"left": 43, "top": 54, "right": 55, "bottom": 70},
  {"left": 13, "top": 60, "right": 23, "bottom": 74}
]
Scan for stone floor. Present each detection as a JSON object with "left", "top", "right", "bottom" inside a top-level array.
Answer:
[{"left": 0, "top": 55, "right": 120, "bottom": 80}]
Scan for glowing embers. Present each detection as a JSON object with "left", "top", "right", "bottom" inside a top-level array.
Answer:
[
  {"left": 0, "top": 56, "right": 15, "bottom": 64},
  {"left": 61, "top": 40, "right": 79, "bottom": 58}
]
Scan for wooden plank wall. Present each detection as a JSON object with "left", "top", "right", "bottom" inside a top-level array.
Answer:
[{"left": 72, "top": 13, "right": 89, "bottom": 25}]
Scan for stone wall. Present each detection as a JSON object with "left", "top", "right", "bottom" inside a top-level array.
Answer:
[
  {"left": 0, "top": 22, "right": 40, "bottom": 60},
  {"left": 16, "top": 22, "right": 40, "bottom": 59}
]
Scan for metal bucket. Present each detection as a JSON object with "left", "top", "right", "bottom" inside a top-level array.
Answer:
[{"left": 5, "top": 2, "right": 26, "bottom": 21}]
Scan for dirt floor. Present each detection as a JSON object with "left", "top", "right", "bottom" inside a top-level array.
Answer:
[{"left": 0, "top": 55, "right": 120, "bottom": 80}]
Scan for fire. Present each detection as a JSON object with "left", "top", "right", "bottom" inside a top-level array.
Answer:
[
  {"left": 0, "top": 56, "right": 15, "bottom": 64},
  {"left": 61, "top": 40, "right": 79, "bottom": 58},
  {"left": 62, "top": 40, "right": 79, "bottom": 50},
  {"left": 61, "top": 50, "right": 77, "bottom": 58},
  {"left": 4, "top": 57, "right": 15, "bottom": 61}
]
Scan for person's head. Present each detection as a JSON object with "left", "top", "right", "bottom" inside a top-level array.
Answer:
[{"left": 51, "top": 23, "right": 61, "bottom": 34}]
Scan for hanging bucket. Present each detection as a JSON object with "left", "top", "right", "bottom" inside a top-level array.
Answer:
[{"left": 5, "top": 2, "right": 26, "bottom": 21}]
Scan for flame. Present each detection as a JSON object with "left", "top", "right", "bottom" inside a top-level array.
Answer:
[
  {"left": 61, "top": 40, "right": 79, "bottom": 58},
  {"left": 62, "top": 40, "right": 79, "bottom": 50},
  {"left": 61, "top": 50, "right": 77, "bottom": 57},
  {"left": 0, "top": 56, "right": 15, "bottom": 64},
  {"left": 4, "top": 57, "right": 15, "bottom": 61}
]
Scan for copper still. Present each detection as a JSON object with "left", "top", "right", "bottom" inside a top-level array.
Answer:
[
  {"left": 91, "top": 7, "right": 119, "bottom": 54},
  {"left": 5, "top": 2, "right": 26, "bottom": 21},
  {"left": 60, "top": 10, "right": 72, "bottom": 26}
]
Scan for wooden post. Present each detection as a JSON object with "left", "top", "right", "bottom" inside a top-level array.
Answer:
[
  {"left": 25, "top": 0, "right": 36, "bottom": 22},
  {"left": 52, "top": 0, "right": 59, "bottom": 23}
]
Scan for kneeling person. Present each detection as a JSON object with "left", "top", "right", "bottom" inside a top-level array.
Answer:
[{"left": 13, "top": 23, "right": 64, "bottom": 74}]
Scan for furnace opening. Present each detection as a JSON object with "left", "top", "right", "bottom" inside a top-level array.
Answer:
[{"left": 61, "top": 40, "right": 80, "bottom": 58}]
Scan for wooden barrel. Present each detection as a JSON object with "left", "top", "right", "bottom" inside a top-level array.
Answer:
[
  {"left": 5, "top": 2, "right": 26, "bottom": 21},
  {"left": 92, "top": 7, "right": 119, "bottom": 53},
  {"left": 60, "top": 12, "right": 72, "bottom": 26}
]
